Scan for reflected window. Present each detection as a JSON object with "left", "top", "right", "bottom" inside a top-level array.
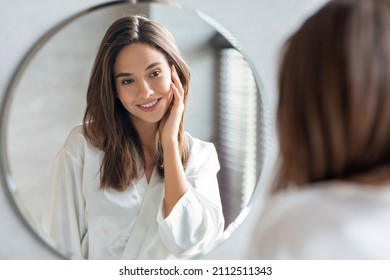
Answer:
[{"left": 214, "top": 36, "right": 262, "bottom": 227}]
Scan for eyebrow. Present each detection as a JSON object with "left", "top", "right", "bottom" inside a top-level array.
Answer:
[{"left": 115, "top": 62, "right": 162, "bottom": 79}]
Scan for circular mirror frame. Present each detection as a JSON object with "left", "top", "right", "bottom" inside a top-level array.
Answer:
[{"left": 0, "top": 0, "right": 266, "bottom": 259}]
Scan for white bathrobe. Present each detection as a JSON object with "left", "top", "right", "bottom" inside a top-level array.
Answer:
[
  {"left": 42, "top": 125, "right": 224, "bottom": 260},
  {"left": 247, "top": 181, "right": 390, "bottom": 259}
]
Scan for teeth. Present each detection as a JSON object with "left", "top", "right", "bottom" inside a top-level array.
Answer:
[{"left": 140, "top": 100, "right": 158, "bottom": 108}]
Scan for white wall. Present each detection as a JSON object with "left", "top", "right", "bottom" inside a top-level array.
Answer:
[{"left": 0, "top": 0, "right": 327, "bottom": 259}]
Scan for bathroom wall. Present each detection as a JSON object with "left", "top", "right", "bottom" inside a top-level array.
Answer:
[{"left": 0, "top": 0, "right": 327, "bottom": 259}]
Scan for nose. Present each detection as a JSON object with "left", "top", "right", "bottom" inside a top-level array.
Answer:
[{"left": 138, "top": 79, "right": 154, "bottom": 99}]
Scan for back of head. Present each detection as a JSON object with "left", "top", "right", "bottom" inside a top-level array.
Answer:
[{"left": 275, "top": 0, "right": 390, "bottom": 190}]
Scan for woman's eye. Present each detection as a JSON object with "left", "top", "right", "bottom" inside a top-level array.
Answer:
[
  {"left": 121, "top": 79, "right": 134, "bottom": 85},
  {"left": 150, "top": 70, "right": 161, "bottom": 78}
]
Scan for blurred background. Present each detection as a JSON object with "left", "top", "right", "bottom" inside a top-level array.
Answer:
[{"left": 0, "top": 0, "right": 327, "bottom": 259}]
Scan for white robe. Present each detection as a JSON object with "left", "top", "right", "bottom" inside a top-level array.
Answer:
[
  {"left": 42, "top": 125, "right": 224, "bottom": 260},
  {"left": 247, "top": 181, "right": 390, "bottom": 259}
]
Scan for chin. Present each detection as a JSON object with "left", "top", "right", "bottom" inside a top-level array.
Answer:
[{"left": 142, "top": 113, "right": 166, "bottom": 124}]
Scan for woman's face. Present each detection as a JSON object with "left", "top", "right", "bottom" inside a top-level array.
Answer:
[{"left": 114, "top": 43, "right": 173, "bottom": 127}]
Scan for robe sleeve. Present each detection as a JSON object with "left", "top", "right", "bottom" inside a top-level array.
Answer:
[
  {"left": 41, "top": 146, "right": 87, "bottom": 259},
  {"left": 156, "top": 139, "right": 224, "bottom": 257}
]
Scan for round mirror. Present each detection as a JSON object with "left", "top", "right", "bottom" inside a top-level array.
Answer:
[{"left": 0, "top": 1, "right": 264, "bottom": 259}]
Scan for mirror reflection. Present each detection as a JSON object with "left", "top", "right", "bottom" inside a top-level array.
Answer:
[{"left": 4, "top": 1, "right": 263, "bottom": 259}]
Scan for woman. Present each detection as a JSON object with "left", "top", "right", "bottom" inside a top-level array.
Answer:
[
  {"left": 42, "top": 15, "right": 224, "bottom": 260},
  {"left": 249, "top": 0, "right": 390, "bottom": 259}
]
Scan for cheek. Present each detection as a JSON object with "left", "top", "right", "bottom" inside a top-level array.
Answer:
[
  {"left": 117, "top": 90, "right": 129, "bottom": 102},
  {"left": 117, "top": 88, "right": 135, "bottom": 105},
  {"left": 155, "top": 76, "right": 172, "bottom": 94}
]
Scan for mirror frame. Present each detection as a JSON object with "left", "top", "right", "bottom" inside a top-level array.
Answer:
[{"left": 0, "top": 0, "right": 266, "bottom": 259}]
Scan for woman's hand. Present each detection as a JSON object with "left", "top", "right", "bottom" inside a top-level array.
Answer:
[
  {"left": 159, "top": 65, "right": 184, "bottom": 147},
  {"left": 159, "top": 65, "right": 188, "bottom": 217}
]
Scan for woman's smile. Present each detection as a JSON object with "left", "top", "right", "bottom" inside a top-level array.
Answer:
[{"left": 137, "top": 97, "right": 162, "bottom": 112}]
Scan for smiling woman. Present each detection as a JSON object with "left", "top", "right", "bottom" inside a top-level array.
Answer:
[
  {"left": 41, "top": 14, "right": 225, "bottom": 260},
  {"left": 1, "top": 1, "right": 265, "bottom": 260}
]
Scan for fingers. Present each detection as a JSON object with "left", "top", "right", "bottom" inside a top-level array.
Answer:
[
  {"left": 170, "top": 82, "right": 181, "bottom": 101},
  {"left": 159, "top": 66, "right": 184, "bottom": 140},
  {"left": 171, "top": 65, "right": 184, "bottom": 97}
]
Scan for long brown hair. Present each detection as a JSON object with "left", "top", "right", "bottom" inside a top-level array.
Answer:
[
  {"left": 83, "top": 15, "right": 190, "bottom": 191},
  {"left": 274, "top": 0, "right": 390, "bottom": 191}
]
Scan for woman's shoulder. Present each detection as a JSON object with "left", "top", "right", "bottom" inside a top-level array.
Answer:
[
  {"left": 184, "top": 132, "right": 216, "bottom": 154},
  {"left": 63, "top": 124, "right": 87, "bottom": 147},
  {"left": 258, "top": 181, "right": 390, "bottom": 224},
  {"left": 62, "top": 123, "right": 100, "bottom": 156},
  {"left": 184, "top": 132, "right": 219, "bottom": 170},
  {"left": 265, "top": 180, "right": 390, "bottom": 212},
  {"left": 249, "top": 181, "right": 390, "bottom": 259}
]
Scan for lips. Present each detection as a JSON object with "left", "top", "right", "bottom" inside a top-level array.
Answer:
[
  {"left": 137, "top": 98, "right": 162, "bottom": 112},
  {"left": 140, "top": 99, "right": 158, "bottom": 108}
]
